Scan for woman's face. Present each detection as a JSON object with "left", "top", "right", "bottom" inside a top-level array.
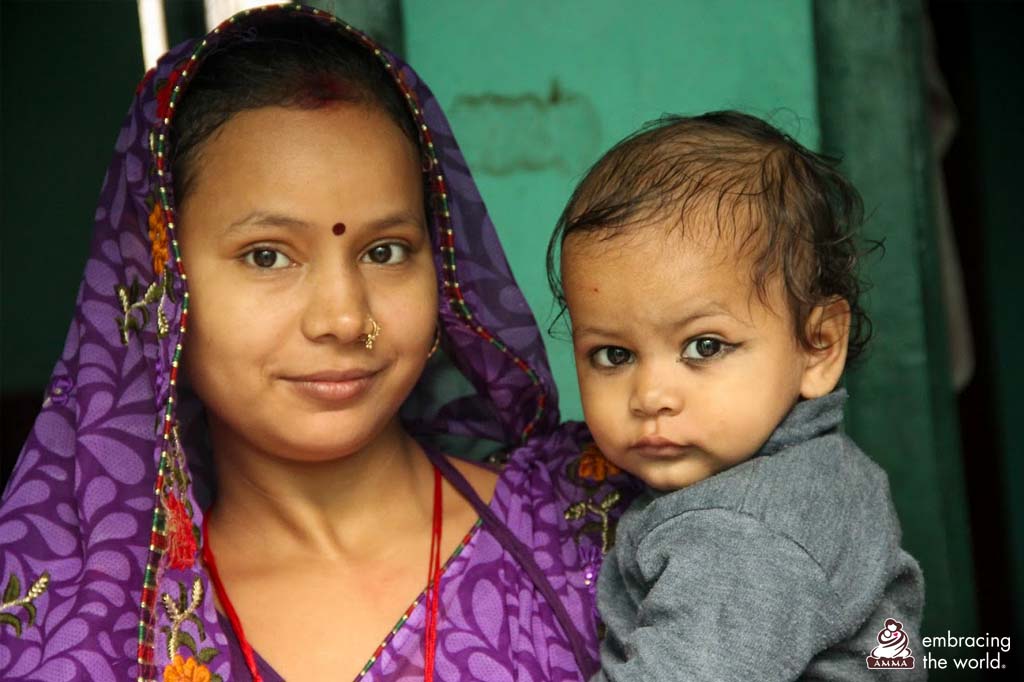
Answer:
[{"left": 179, "top": 104, "right": 437, "bottom": 462}]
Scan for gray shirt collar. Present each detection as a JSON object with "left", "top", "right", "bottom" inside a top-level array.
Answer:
[{"left": 757, "top": 389, "right": 848, "bottom": 457}]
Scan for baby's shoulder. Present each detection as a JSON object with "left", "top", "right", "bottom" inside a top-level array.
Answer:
[
  {"left": 739, "top": 434, "right": 904, "bottom": 580},
  {"left": 748, "top": 432, "right": 892, "bottom": 511},
  {"left": 756, "top": 433, "right": 893, "bottom": 521}
]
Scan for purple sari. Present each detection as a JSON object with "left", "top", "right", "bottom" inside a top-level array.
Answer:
[{"left": 0, "top": 5, "right": 633, "bottom": 681}]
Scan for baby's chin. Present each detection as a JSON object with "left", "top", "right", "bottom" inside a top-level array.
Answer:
[
  {"left": 622, "top": 460, "right": 708, "bottom": 492},
  {"left": 642, "top": 473, "right": 708, "bottom": 492},
  {"left": 630, "top": 452, "right": 754, "bottom": 492}
]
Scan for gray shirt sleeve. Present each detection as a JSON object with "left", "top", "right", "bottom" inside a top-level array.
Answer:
[{"left": 594, "top": 508, "right": 839, "bottom": 682}]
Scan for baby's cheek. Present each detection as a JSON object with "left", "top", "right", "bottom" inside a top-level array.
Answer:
[
  {"left": 598, "top": 440, "right": 631, "bottom": 471},
  {"left": 589, "top": 424, "right": 633, "bottom": 478},
  {"left": 708, "top": 409, "right": 773, "bottom": 463},
  {"left": 579, "top": 391, "right": 616, "bottom": 439}
]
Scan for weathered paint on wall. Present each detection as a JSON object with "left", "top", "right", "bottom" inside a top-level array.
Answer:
[{"left": 405, "top": 0, "right": 820, "bottom": 421}]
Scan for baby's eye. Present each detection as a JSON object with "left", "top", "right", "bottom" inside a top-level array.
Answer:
[
  {"left": 362, "top": 242, "right": 410, "bottom": 265},
  {"left": 681, "top": 337, "right": 730, "bottom": 361},
  {"left": 243, "top": 248, "right": 293, "bottom": 269},
  {"left": 591, "top": 346, "right": 635, "bottom": 368}
]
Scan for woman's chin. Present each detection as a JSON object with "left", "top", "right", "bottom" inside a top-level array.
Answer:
[
  {"left": 217, "top": 410, "right": 380, "bottom": 464},
  {"left": 270, "top": 427, "right": 380, "bottom": 463}
]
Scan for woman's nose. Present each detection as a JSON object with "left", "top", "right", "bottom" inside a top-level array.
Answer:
[
  {"left": 299, "top": 264, "right": 368, "bottom": 344},
  {"left": 629, "top": 363, "right": 684, "bottom": 418}
]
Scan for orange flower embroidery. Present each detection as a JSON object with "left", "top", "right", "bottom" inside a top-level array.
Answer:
[
  {"left": 163, "top": 655, "right": 211, "bottom": 682},
  {"left": 148, "top": 202, "right": 169, "bottom": 276},
  {"left": 577, "top": 443, "right": 621, "bottom": 482}
]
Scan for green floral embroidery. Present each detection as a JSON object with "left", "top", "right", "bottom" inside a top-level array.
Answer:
[
  {"left": 0, "top": 571, "right": 49, "bottom": 636},
  {"left": 160, "top": 578, "right": 221, "bottom": 675},
  {"left": 563, "top": 443, "right": 628, "bottom": 554},
  {"left": 565, "top": 490, "right": 622, "bottom": 554},
  {"left": 115, "top": 269, "right": 174, "bottom": 344}
]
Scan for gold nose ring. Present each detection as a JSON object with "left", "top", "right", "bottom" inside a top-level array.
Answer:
[{"left": 361, "top": 316, "right": 382, "bottom": 350}]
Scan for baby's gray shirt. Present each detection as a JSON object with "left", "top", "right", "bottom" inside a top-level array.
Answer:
[{"left": 595, "top": 390, "right": 925, "bottom": 681}]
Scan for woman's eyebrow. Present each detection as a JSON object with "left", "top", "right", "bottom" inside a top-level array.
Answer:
[
  {"left": 225, "top": 211, "right": 424, "bottom": 234},
  {"left": 364, "top": 211, "right": 425, "bottom": 232},
  {"left": 225, "top": 211, "right": 312, "bottom": 233}
]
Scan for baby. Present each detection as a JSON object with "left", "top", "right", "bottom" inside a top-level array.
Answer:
[{"left": 548, "top": 111, "right": 925, "bottom": 680}]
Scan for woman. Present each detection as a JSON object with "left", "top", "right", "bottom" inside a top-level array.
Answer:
[{"left": 0, "top": 5, "right": 633, "bottom": 681}]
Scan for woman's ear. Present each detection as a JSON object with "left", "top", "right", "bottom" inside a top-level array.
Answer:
[{"left": 799, "top": 298, "right": 851, "bottom": 399}]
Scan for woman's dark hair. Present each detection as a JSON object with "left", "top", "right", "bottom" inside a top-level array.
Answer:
[
  {"left": 170, "top": 15, "right": 420, "bottom": 204},
  {"left": 547, "top": 110, "right": 874, "bottom": 364}
]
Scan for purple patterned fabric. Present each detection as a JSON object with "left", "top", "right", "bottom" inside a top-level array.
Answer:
[{"left": 0, "top": 4, "right": 633, "bottom": 681}]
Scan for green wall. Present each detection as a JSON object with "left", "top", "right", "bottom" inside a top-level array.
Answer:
[{"left": 404, "top": 0, "right": 820, "bottom": 421}]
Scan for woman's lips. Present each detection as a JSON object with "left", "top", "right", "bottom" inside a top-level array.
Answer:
[{"left": 283, "top": 369, "right": 379, "bottom": 403}]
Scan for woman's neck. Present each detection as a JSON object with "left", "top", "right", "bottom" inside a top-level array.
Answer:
[{"left": 207, "top": 417, "right": 435, "bottom": 563}]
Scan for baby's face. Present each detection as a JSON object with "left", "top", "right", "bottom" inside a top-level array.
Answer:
[{"left": 561, "top": 221, "right": 817, "bottom": 491}]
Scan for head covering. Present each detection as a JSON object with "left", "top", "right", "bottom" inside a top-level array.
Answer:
[{"left": 0, "top": 5, "right": 583, "bottom": 680}]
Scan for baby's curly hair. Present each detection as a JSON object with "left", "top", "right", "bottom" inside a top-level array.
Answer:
[{"left": 547, "top": 110, "right": 873, "bottom": 364}]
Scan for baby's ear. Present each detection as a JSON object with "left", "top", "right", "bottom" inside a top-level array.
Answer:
[{"left": 799, "top": 298, "right": 851, "bottom": 399}]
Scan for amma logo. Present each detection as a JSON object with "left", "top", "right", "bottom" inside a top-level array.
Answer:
[{"left": 866, "top": 618, "right": 916, "bottom": 670}]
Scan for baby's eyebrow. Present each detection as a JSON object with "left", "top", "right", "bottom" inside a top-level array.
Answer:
[
  {"left": 571, "top": 324, "right": 621, "bottom": 338},
  {"left": 670, "top": 302, "right": 735, "bottom": 327},
  {"left": 571, "top": 304, "right": 737, "bottom": 339}
]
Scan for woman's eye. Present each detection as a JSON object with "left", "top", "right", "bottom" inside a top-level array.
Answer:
[
  {"left": 362, "top": 242, "right": 409, "bottom": 265},
  {"left": 592, "top": 346, "right": 634, "bottom": 368},
  {"left": 243, "top": 248, "right": 292, "bottom": 269},
  {"left": 681, "top": 337, "right": 728, "bottom": 361}
]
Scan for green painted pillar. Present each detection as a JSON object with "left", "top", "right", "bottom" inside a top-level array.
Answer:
[{"left": 813, "top": 0, "right": 977, "bottom": 650}]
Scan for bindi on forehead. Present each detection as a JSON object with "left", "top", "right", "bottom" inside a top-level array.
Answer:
[{"left": 332, "top": 222, "right": 346, "bottom": 236}]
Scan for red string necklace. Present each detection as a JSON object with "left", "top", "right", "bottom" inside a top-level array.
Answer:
[{"left": 202, "top": 463, "right": 444, "bottom": 682}]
